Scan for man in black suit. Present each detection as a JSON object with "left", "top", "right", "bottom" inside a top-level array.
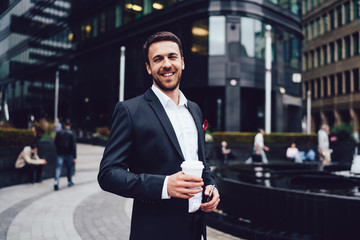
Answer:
[{"left": 98, "top": 31, "right": 220, "bottom": 240}]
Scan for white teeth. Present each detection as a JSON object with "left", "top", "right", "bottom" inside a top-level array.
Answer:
[{"left": 163, "top": 73, "right": 173, "bottom": 77}]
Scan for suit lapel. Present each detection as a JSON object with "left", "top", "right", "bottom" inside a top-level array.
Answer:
[
  {"left": 187, "top": 101, "right": 205, "bottom": 162},
  {"left": 145, "top": 89, "right": 185, "bottom": 160}
]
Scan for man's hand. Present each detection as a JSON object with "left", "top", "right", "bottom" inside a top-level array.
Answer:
[
  {"left": 264, "top": 146, "right": 270, "bottom": 151},
  {"left": 201, "top": 185, "right": 220, "bottom": 212},
  {"left": 167, "top": 171, "right": 203, "bottom": 199}
]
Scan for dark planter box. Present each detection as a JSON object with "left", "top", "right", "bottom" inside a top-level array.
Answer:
[{"left": 330, "top": 142, "right": 359, "bottom": 163}]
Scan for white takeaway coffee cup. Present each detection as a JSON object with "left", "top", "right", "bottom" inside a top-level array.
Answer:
[{"left": 181, "top": 160, "right": 204, "bottom": 178}]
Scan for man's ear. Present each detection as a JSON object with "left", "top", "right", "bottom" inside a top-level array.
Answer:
[
  {"left": 145, "top": 63, "right": 151, "bottom": 75},
  {"left": 182, "top": 58, "right": 185, "bottom": 70}
]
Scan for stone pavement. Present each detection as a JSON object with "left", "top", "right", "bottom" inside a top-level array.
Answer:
[{"left": 0, "top": 143, "right": 242, "bottom": 240}]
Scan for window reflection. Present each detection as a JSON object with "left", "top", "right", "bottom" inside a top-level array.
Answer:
[
  {"left": 192, "top": 19, "right": 208, "bottom": 55},
  {"left": 283, "top": 32, "right": 300, "bottom": 68},
  {"left": 209, "top": 16, "right": 225, "bottom": 55},
  {"left": 241, "top": 17, "right": 265, "bottom": 59}
]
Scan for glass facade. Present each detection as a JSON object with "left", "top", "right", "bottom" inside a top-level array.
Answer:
[
  {"left": 0, "top": 0, "right": 302, "bottom": 132},
  {"left": 209, "top": 16, "right": 225, "bottom": 56}
]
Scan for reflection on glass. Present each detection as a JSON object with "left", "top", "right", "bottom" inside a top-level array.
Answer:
[
  {"left": 192, "top": 18, "right": 208, "bottom": 55},
  {"left": 283, "top": 31, "right": 300, "bottom": 68},
  {"left": 241, "top": 17, "right": 265, "bottom": 59},
  {"left": 209, "top": 16, "right": 225, "bottom": 56}
]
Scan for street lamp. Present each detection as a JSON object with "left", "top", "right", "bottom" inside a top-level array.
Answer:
[{"left": 265, "top": 24, "right": 272, "bottom": 134}]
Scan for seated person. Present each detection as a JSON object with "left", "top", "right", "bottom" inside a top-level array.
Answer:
[
  {"left": 286, "top": 143, "right": 303, "bottom": 163},
  {"left": 286, "top": 143, "right": 299, "bottom": 161},
  {"left": 221, "top": 141, "right": 235, "bottom": 164},
  {"left": 15, "top": 143, "right": 47, "bottom": 183}
]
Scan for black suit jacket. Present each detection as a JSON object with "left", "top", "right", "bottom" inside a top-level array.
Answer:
[{"left": 98, "top": 88, "right": 216, "bottom": 240}]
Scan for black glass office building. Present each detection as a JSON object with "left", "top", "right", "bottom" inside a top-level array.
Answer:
[{"left": 0, "top": 0, "right": 302, "bottom": 132}]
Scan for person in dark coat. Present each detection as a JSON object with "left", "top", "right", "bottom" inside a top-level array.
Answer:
[{"left": 53, "top": 119, "right": 76, "bottom": 191}]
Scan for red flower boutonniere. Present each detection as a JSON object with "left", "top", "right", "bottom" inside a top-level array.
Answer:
[{"left": 203, "top": 119, "right": 208, "bottom": 131}]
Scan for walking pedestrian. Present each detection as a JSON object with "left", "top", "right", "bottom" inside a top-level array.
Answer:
[
  {"left": 245, "top": 128, "right": 270, "bottom": 164},
  {"left": 53, "top": 119, "right": 76, "bottom": 191}
]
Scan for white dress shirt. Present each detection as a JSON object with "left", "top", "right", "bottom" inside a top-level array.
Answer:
[
  {"left": 254, "top": 133, "right": 264, "bottom": 148},
  {"left": 151, "top": 85, "right": 202, "bottom": 213}
]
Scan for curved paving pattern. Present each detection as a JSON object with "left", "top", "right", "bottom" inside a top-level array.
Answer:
[
  {"left": 0, "top": 144, "right": 242, "bottom": 240},
  {"left": 74, "top": 191, "right": 131, "bottom": 240}
]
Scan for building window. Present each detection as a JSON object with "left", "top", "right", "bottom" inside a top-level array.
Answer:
[
  {"left": 311, "top": 50, "right": 315, "bottom": 69},
  {"left": 209, "top": 16, "right": 225, "bottom": 55},
  {"left": 305, "top": 0, "right": 309, "bottom": 12},
  {"left": 192, "top": 18, "right": 209, "bottom": 56},
  {"left": 316, "top": 18, "right": 321, "bottom": 36},
  {"left": 337, "top": 73, "right": 343, "bottom": 95},
  {"left": 305, "top": 24, "right": 309, "bottom": 42},
  {"left": 316, "top": 78, "right": 321, "bottom": 98},
  {"left": 354, "top": 68, "right": 360, "bottom": 92},
  {"left": 323, "top": 76, "right": 328, "bottom": 97},
  {"left": 323, "top": 45, "right": 328, "bottom": 65},
  {"left": 115, "top": 3, "right": 122, "bottom": 28},
  {"left": 330, "top": 74, "right": 335, "bottom": 95},
  {"left": 283, "top": 32, "right": 300, "bottom": 68},
  {"left": 345, "top": 71, "right": 351, "bottom": 94},
  {"left": 345, "top": 36, "right": 350, "bottom": 59},
  {"left": 330, "top": 10, "right": 335, "bottom": 30},
  {"left": 311, "top": 21, "right": 315, "bottom": 39},
  {"left": 354, "top": 0, "right": 359, "bottom": 20},
  {"left": 317, "top": 0, "right": 321, "bottom": 7},
  {"left": 345, "top": 1, "right": 350, "bottom": 24},
  {"left": 316, "top": 47, "right": 321, "bottom": 67},
  {"left": 241, "top": 17, "right": 266, "bottom": 59},
  {"left": 330, "top": 42, "right": 335, "bottom": 63},
  {"left": 290, "top": 0, "right": 300, "bottom": 15},
  {"left": 337, "top": 39, "right": 342, "bottom": 61},
  {"left": 353, "top": 32, "right": 359, "bottom": 55},
  {"left": 323, "top": 14, "right": 328, "bottom": 33},
  {"left": 311, "top": 0, "right": 314, "bottom": 9},
  {"left": 337, "top": 5, "right": 343, "bottom": 28},
  {"left": 305, "top": 53, "right": 309, "bottom": 71}
]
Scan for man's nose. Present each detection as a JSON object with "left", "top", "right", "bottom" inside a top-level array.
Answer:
[{"left": 162, "top": 57, "right": 171, "bottom": 68}]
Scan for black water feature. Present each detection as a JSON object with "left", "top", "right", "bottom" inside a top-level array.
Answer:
[{"left": 208, "top": 162, "right": 360, "bottom": 240}]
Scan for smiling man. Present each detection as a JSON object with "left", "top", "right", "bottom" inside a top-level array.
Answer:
[{"left": 98, "top": 31, "right": 220, "bottom": 240}]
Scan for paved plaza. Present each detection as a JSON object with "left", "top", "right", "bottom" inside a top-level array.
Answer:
[{"left": 0, "top": 143, "right": 242, "bottom": 240}]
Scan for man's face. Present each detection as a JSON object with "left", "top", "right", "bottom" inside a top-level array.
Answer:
[{"left": 146, "top": 41, "right": 185, "bottom": 92}]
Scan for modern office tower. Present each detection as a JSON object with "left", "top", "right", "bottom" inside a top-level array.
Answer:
[
  {"left": 302, "top": 0, "right": 360, "bottom": 132},
  {"left": 0, "top": 0, "right": 302, "bottom": 132}
]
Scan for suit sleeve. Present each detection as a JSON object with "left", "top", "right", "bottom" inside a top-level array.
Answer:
[{"left": 97, "top": 102, "right": 165, "bottom": 200}]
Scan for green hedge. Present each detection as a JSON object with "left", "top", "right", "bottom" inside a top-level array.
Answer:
[
  {"left": 0, "top": 128, "right": 35, "bottom": 147},
  {"left": 212, "top": 132, "right": 317, "bottom": 146}
]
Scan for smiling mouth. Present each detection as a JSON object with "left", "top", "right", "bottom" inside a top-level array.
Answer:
[{"left": 161, "top": 72, "right": 174, "bottom": 77}]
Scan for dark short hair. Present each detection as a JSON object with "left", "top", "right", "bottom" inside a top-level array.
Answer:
[
  {"left": 64, "top": 119, "right": 72, "bottom": 126},
  {"left": 143, "top": 31, "right": 183, "bottom": 65},
  {"left": 30, "top": 143, "right": 37, "bottom": 149}
]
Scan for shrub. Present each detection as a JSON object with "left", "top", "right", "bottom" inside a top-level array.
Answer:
[
  {"left": 0, "top": 128, "right": 35, "bottom": 147},
  {"left": 212, "top": 132, "right": 317, "bottom": 146},
  {"left": 331, "top": 123, "right": 355, "bottom": 143}
]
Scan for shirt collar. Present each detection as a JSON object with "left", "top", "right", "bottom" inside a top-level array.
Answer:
[{"left": 151, "top": 85, "right": 188, "bottom": 108}]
